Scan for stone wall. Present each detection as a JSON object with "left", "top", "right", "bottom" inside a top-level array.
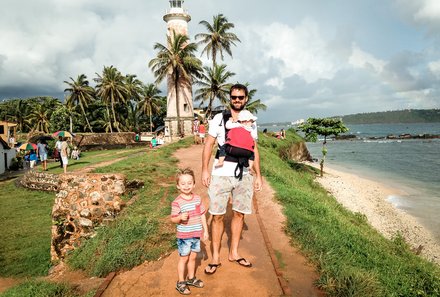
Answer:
[
  {"left": 50, "top": 173, "right": 126, "bottom": 261},
  {"left": 20, "top": 171, "right": 60, "bottom": 192}
]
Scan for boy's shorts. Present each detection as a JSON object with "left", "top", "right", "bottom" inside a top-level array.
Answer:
[
  {"left": 177, "top": 237, "right": 201, "bottom": 256},
  {"left": 39, "top": 153, "right": 47, "bottom": 161},
  {"left": 208, "top": 174, "right": 254, "bottom": 215}
]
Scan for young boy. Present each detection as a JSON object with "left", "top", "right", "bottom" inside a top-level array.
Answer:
[
  {"left": 171, "top": 168, "right": 209, "bottom": 295},
  {"left": 215, "top": 110, "right": 257, "bottom": 177}
]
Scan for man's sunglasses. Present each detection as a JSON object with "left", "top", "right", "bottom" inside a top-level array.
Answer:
[{"left": 230, "top": 95, "right": 245, "bottom": 100}]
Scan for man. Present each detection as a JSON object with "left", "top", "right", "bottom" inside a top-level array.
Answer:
[
  {"left": 202, "top": 83, "right": 263, "bottom": 274},
  {"left": 36, "top": 140, "right": 48, "bottom": 171}
]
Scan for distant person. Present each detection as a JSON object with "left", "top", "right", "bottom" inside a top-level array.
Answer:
[
  {"left": 29, "top": 150, "right": 38, "bottom": 169},
  {"left": 60, "top": 137, "right": 69, "bottom": 173},
  {"left": 280, "top": 128, "right": 286, "bottom": 139},
  {"left": 215, "top": 110, "right": 257, "bottom": 178},
  {"left": 54, "top": 136, "right": 63, "bottom": 168},
  {"left": 8, "top": 135, "right": 15, "bottom": 147},
  {"left": 151, "top": 136, "right": 157, "bottom": 148},
  {"left": 157, "top": 132, "right": 164, "bottom": 145},
  {"left": 36, "top": 140, "right": 48, "bottom": 171},
  {"left": 71, "top": 147, "right": 80, "bottom": 160},
  {"left": 198, "top": 121, "right": 206, "bottom": 144},
  {"left": 171, "top": 168, "right": 209, "bottom": 295},
  {"left": 193, "top": 117, "right": 200, "bottom": 144},
  {"left": 263, "top": 128, "right": 268, "bottom": 134}
]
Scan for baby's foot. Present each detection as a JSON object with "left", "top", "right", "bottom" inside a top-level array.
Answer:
[{"left": 215, "top": 162, "right": 224, "bottom": 168}]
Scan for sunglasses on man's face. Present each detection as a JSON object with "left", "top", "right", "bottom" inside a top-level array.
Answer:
[{"left": 230, "top": 95, "right": 245, "bottom": 100}]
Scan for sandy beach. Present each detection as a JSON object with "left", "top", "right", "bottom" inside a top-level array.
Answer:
[{"left": 306, "top": 162, "right": 440, "bottom": 265}]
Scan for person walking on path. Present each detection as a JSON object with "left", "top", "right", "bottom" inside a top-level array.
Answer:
[
  {"left": 171, "top": 168, "right": 209, "bottom": 295},
  {"left": 198, "top": 121, "right": 206, "bottom": 145},
  {"left": 202, "top": 83, "right": 263, "bottom": 274},
  {"left": 36, "top": 140, "right": 48, "bottom": 171},
  {"left": 54, "top": 136, "right": 63, "bottom": 168},
  {"left": 60, "top": 137, "right": 69, "bottom": 173}
]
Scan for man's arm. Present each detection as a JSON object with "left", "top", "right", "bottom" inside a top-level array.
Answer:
[
  {"left": 202, "top": 135, "right": 216, "bottom": 187},
  {"left": 252, "top": 143, "right": 263, "bottom": 191}
]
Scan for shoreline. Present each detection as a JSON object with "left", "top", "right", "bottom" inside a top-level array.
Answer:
[{"left": 306, "top": 162, "right": 440, "bottom": 265}]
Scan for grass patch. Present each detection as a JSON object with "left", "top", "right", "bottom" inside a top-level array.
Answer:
[
  {"left": 67, "top": 139, "right": 192, "bottom": 276},
  {"left": 0, "top": 280, "right": 77, "bottom": 297},
  {"left": 259, "top": 130, "right": 440, "bottom": 296},
  {"left": 0, "top": 181, "right": 53, "bottom": 277}
]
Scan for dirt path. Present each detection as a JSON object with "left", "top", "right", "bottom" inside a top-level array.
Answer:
[
  {"left": 100, "top": 144, "right": 324, "bottom": 297},
  {"left": 1, "top": 144, "right": 324, "bottom": 296}
]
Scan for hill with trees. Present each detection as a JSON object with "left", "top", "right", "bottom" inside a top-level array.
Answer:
[{"left": 338, "top": 109, "right": 440, "bottom": 124}]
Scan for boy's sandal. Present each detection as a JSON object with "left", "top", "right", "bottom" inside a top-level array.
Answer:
[
  {"left": 176, "top": 281, "right": 191, "bottom": 295},
  {"left": 186, "top": 276, "right": 204, "bottom": 288}
]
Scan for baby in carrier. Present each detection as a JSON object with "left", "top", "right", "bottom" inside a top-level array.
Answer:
[{"left": 216, "top": 110, "right": 257, "bottom": 178}]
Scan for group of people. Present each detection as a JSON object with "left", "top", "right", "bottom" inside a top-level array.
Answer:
[
  {"left": 24, "top": 136, "right": 77, "bottom": 174},
  {"left": 171, "top": 84, "right": 262, "bottom": 295},
  {"left": 192, "top": 119, "right": 206, "bottom": 145}
]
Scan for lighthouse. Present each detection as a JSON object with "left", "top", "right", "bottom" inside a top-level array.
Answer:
[{"left": 163, "top": 0, "right": 194, "bottom": 141}]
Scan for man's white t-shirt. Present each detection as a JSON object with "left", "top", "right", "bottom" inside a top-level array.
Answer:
[{"left": 208, "top": 112, "right": 258, "bottom": 177}]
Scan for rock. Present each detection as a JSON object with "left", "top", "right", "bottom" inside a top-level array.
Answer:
[{"left": 78, "top": 217, "right": 93, "bottom": 227}]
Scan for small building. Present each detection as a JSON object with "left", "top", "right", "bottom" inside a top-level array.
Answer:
[
  {"left": 0, "top": 120, "right": 18, "bottom": 147},
  {"left": 0, "top": 137, "right": 17, "bottom": 175}
]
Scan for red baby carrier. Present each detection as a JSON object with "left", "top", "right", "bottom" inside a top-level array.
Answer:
[{"left": 217, "top": 111, "right": 255, "bottom": 180}]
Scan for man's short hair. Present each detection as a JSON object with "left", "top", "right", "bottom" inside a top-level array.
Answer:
[{"left": 230, "top": 83, "right": 248, "bottom": 97}]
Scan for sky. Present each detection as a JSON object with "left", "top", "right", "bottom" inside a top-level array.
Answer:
[{"left": 1, "top": 0, "right": 440, "bottom": 123}]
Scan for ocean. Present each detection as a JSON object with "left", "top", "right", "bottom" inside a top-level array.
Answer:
[{"left": 260, "top": 122, "right": 440, "bottom": 242}]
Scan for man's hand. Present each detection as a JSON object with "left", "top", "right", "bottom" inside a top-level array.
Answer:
[
  {"left": 254, "top": 175, "right": 262, "bottom": 192},
  {"left": 202, "top": 170, "right": 211, "bottom": 187}
]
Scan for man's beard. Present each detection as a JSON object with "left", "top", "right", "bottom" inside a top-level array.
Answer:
[{"left": 230, "top": 101, "right": 245, "bottom": 111}]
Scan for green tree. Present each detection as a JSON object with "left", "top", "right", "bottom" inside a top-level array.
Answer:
[
  {"left": 195, "top": 14, "right": 241, "bottom": 67},
  {"left": 195, "top": 64, "right": 234, "bottom": 119},
  {"left": 242, "top": 85, "right": 267, "bottom": 115},
  {"left": 149, "top": 33, "right": 202, "bottom": 136},
  {"left": 299, "top": 117, "right": 348, "bottom": 176},
  {"left": 64, "top": 74, "right": 95, "bottom": 132},
  {"left": 139, "top": 83, "right": 162, "bottom": 133},
  {"left": 27, "top": 104, "right": 51, "bottom": 133},
  {"left": 95, "top": 66, "right": 128, "bottom": 132}
]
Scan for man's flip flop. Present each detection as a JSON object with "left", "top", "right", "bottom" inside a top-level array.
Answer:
[
  {"left": 230, "top": 258, "right": 252, "bottom": 268},
  {"left": 204, "top": 263, "right": 221, "bottom": 275}
]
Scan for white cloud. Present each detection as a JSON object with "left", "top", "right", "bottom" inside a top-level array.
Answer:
[
  {"left": 256, "top": 19, "right": 339, "bottom": 83},
  {"left": 349, "top": 43, "right": 386, "bottom": 73},
  {"left": 428, "top": 60, "right": 440, "bottom": 77},
  {"left": 414, "top": 0, "right": 440, "bottom": 21}
]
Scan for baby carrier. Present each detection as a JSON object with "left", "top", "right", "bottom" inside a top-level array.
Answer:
[{"left": 217, "top": 111, "right": 255, "bottom": 180}]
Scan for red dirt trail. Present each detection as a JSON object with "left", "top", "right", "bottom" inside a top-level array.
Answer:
[{"left": 100, "top": 144, "right": 324, "bottom": 297}]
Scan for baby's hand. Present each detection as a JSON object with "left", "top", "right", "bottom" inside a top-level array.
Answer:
[{"left": 180, "top": 212, "right": 189, "bottom": 221}]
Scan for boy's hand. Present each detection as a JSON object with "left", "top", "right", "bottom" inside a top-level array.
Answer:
[
  {"left": 203, "top": 230, "right": 209, "bottom": 241},
  {"left": 180, "top": 212, "right": 189, "bottom": 221}
]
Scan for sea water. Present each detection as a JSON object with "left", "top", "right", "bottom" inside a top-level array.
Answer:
[{"left": 304, "top": 123, "right": 440, "bottom": 242}]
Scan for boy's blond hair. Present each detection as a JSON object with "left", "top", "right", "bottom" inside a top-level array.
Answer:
[{"left": 176, "top": 167, "right": 195, "bottom": 184}]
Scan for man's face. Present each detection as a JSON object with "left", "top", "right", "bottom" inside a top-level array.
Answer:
[{"left": 229, "top": 88, "right": 247, "bottom": 111}]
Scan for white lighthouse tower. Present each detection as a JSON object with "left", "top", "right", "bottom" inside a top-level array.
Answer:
[{"left": 163, "top": 0, "right": 194, "bottom": 141}]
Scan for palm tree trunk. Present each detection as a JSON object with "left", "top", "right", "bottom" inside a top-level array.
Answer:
[
  {"left": 69, "top": 115, "right": 73, "bottom": 133},
  {"left": 206, "top": 93, "right": 215, "bottom": 120},
  {"left": 149, "top": 108, "right": 153, "bottom": 133},
  {"left": 175, "top": 72, "right": 182, "bottom": 137},
  {"left": 80, "top": 104, "right": 93, "bottom": 132},
  {"left": 111, "top": 98, "right": 120, "bottom": 132},
  {"left": 106, "top": 106, "right": 113, "bottom": 133}
]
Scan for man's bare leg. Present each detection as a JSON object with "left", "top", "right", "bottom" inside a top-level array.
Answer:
[
  {"left": 205, "top": 214, "right": 224, "bottom": 273},
  {"left": 228, "top": 211, "right": 251, "bottom": 265}
]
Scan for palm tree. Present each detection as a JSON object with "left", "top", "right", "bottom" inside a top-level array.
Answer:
[
  {"left": 244, "top": 87, "right": 267, "bottom": 115},
  {"left": 64, "top": 74, "right": 95, "bottom": 132},
  {"left": 139, "top": 83, "right": 162, "bottom": 133},
  {"left": 149, "top": 33, "right": 202, "bottom": 136},
  {"left": 195, "top": 64, "right": 235, "bottom": 119},
  {"left": 94, "top": 66, "right": 128, "bottom": 132},
  {"left": 27, "top": 104, "right": 51, "bottom": 133},
  {"left": 9, "top": 99, "right": 30, "bottom": 132},
  {"left": 195, "top": 14, "right": 241, "bottom": 67}
]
